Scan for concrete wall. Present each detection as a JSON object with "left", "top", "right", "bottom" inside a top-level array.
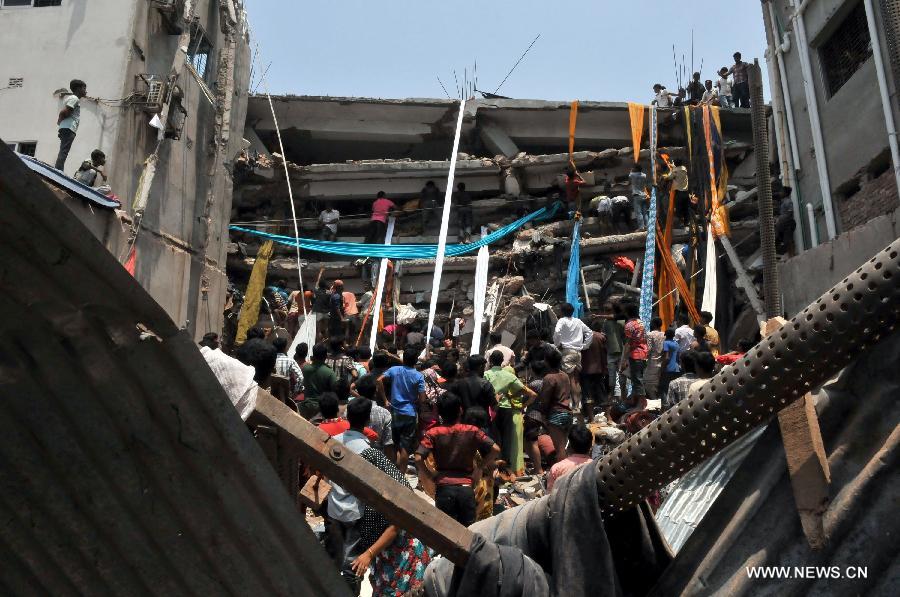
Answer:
[
  {"left": 779, "top": 205, "right": 900, "bottom": 316},
  {"left": 0, "top": 0, "right": 251, "bottom": 340},
  {"left": 769, "top": 0, "right": 897, "bottom": 242}
]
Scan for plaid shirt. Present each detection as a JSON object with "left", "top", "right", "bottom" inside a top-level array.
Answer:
[
  {"left": 732, "top": 61, "right": 748, "bottom": 85},
  {"left": 275, "top": 352, "right": 304, "bottom": 394},
  {"left": 664, "top": 373, "right": 700, "bottom": 409}
]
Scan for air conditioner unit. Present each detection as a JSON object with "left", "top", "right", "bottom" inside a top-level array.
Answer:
[{"left": 134, "top": 74, "right": 167, "bottom": 114}]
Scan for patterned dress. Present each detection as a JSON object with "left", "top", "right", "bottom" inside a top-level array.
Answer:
[{"left": 359, "top": 448, "right": 433, "bottom": 596}]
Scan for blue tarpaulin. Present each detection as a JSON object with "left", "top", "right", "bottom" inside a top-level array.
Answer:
[{"left": 230, "top": 201, "right": 562, "bottom": 260}]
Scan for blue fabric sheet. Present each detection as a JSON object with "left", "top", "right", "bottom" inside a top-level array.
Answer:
[
  {"left": 639, "top": 106, "right": 659, "bottom": 328},
  {"left": 566, "top": 219, "right": 584, "bottom": 318},
  {"left": 230, "top": 201, "right": 561, "bottom": 260}
]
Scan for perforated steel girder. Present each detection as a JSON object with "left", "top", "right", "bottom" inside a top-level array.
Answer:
[{"left": 597, "top": 238, "right": 900, "bottom": 511}]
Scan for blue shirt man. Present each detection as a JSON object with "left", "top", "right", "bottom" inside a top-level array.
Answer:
[
  {"left": 377, "top": 350, "right": 427, "bottom": 466},
  {"left": 663, "top": 338, "right": 681, "bottom": 372}
]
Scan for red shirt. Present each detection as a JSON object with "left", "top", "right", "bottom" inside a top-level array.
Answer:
[
  {"left": 319, "top": 418, "right": 378, "bottom": 443},
  {"left": 417, "top": 423, "right": 495, "bottom": 486},
  {"left": 624, "top": 318, "right": 649, "bottom": 360},
  {"left": 371, "top": 197, "right": 396, "bottom": 223},
  {"left": 564, "top": 175, "right": 584, "bottom": 202}
]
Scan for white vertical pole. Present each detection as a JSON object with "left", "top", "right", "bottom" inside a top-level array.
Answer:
[
  {"left": 368, "top": 217, "right": 396, "bottom": 353},
  {"left": 426, "top": 100, "right": 466, "bottom": 348},
  {"left": 863, "top": 0, "right": 900, "bottom": 197},
  {"left": 469, "top": 226, "right": 490, "bottom": 355}
]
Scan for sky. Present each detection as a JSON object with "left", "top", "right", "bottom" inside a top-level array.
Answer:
[{"left": 244, "top": 0, "right": 770, "bottom": 103}]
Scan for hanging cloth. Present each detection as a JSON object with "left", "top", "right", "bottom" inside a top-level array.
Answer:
[
  {"left": 638, "top": 106, "right": 659, "bottom": 327},
  {"left": 426, "top": 99, "right": 467, "bottom": 348},
  {"left": 231, "top": 202, "right": 560, "bottom": 261},
  {"left": 568, "top": 100, "right": 579, "bottom": 160},
  {"left": 700, "top": 231, "right": 717, "bottom": 324},
  {"left": 566, "top": 220, "right": 584, "bottom": 318},
  {"left": 236, "top": 239, "right": 274, "bottom": 346},
  {"left": 368, "top": 217, "right": 396, "bottom": 352},
  {"left": 657, "top": 187, "right": 677, "bottom": 329},
  {"left": 655, "top": 222, "right": 701, "bottom": 324},
  {"left": 628, "top": 103, "right": 645, "bottom": 162},
  {"left": 470, "top": 228, "right": 491, "bottom": 355},
  {"left": 704, "top": 106, "right": 731, "bottom": 238}
]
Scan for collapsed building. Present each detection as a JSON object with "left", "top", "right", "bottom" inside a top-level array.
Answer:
[{"left": 228, "top": 96, "right": 764, "bottom": 347}]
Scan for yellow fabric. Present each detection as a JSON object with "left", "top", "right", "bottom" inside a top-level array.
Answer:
[
  {"left": 628, "top": 102, "right": 645, "bottom": 162},
  {"left": 568, "top": 100, "right": 579, "bottom": 160},
  {"left": 684, "top": 106, "right": 693, "bottom": 157},
  {"left": 236, "top": 239, "right": 274, "bottom": 345}
]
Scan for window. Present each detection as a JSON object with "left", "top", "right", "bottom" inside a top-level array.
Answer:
[
  {"left": 1, "top": 1, "right": 63, "bottom": 7},
  {"left": 186, "top": 23, "right": 213, "bottom": 80},
  {"left": 9, "top": 141, "right": 37, "bottom": 156},
  {"left": 8, "top": 77, "right": 23, "bottom": 88},
  {"left": 819, "top": 2, "right": 873, "bottom": 97}
]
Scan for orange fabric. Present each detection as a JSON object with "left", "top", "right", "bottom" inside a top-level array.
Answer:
[
  {"left": 657, "top": 187, "right": 677, "bottom": 329},
  {"left": 568, "top": 100, "right": 579, "bottom": 160},
  {"left": 656, "top": 221, "right": 700, "bottom": 325},
  {"left": 702, "top": 105, "right": 730, "bottom": 238},
  {"left": 628, "top": 103, "right": 645, "bottom": 162}
]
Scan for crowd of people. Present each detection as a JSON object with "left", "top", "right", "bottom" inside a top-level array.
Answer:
[
  {"left": 652, "top": 51, "right": 752, "bottom": 109},
  {"left": 204, "top": 275, "right": 758, "bottom": 595}
]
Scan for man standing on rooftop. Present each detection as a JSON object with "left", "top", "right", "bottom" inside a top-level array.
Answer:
[{"left": 56, "top": 79, "right": 86, "bottom": 171}]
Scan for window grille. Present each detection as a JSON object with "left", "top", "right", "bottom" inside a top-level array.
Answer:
[{"left": 820, "top": 2, "right": 873, "bottom": 97}]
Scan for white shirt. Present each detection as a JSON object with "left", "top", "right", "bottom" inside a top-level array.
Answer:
[
  {"left": 485, "top": 343, "right": 515, "bottom": 367},
  {"left": 701, "top": 88, "right": 718, "bottom": 103},
  {"left": 319, "top": 209, "right": 340, "bottom": 233},
  {"left": 674, "top": 324, "right": 695, "bottom": 352},
  {"left": 654, "top": 89, "right": 672, "bottom": 108},
  {"left": 716, "top": 76, "right": 732, "bottom": 96},
  {"left": 59, "top": 94, "right": 81, "bottom": 133},
  {"left": 554, "top": 317, "right": 593, "bottom": 351},
  {"left": 326, "top": 430, "right": 371, "bottom": 522}
]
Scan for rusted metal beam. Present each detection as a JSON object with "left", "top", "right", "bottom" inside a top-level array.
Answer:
[{"left": 250, "top": 390, "right": 474, "bottom": 566}]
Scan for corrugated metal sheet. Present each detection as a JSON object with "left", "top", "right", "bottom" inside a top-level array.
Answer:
[
  {"left": 17, "top": 153, "right": 121, "bottom": 209},
  {"left": 0, "top": 142, "right": 347, "bottom": 595},
  {"left": 650, "top": 332, "right": 900, "bottom": 596},
  {"left": 655, "top": 426, "right": 765, "bottom": 553}
]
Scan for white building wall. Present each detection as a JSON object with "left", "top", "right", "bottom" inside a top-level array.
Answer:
[{"left": 0, "top": 0, "right": 137, "bottom": 171}]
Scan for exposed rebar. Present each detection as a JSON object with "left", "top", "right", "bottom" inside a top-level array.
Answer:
[{"left": 750, "top": 59, "right": 782, "bottom": 318}]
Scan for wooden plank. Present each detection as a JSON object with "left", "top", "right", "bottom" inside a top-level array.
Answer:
[
  {"left": 250, "top": 390, "right": 474, "bottom": 566},
  {"left": 766, "top": 317, "right": 831, "bottom": 549}
]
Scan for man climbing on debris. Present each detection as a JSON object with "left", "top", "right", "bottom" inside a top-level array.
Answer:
[
  {"left": 420, "top": 180, "right": 441, "bottom": 234},
  {"left": 453, "top": 182, "right": 474, "bottom": 244},
  {"left": 74, "top": 149, "right": 107, "bottom": 188},
  {"left": 318, "top": 202, "right": 340, "bottom": 241},
  {"left": 564, "top": 165, "right": 585, "bottom": 214},
  {"left": 546, "top": 423, "right": 593, "bottom": 492},
  {"left": 663, "top": 158, "right": 691, "bottom": 228},
  {"left": 377, "top": 350, "right": 426, "bottom": 468},
  {"left": 328, "top": 280, "right": 346, "bottom": 340},
  {"left": 416, "top": 392, "right": 500, "bottom": 527},
  {"left": 700, "top": 310, "right": 720, "bottom": 357},
  {"left": 56, "top": 78, "right": 86, "bottom": 171},
  {"left": 553, "top": 302, "right": 593, "bottom": 410},
  {"left": 629, "top": 163, "right": 649, "bottom": 230},
  {"left": 365, "top": 191, "right": 396, "bottom": 244}
]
